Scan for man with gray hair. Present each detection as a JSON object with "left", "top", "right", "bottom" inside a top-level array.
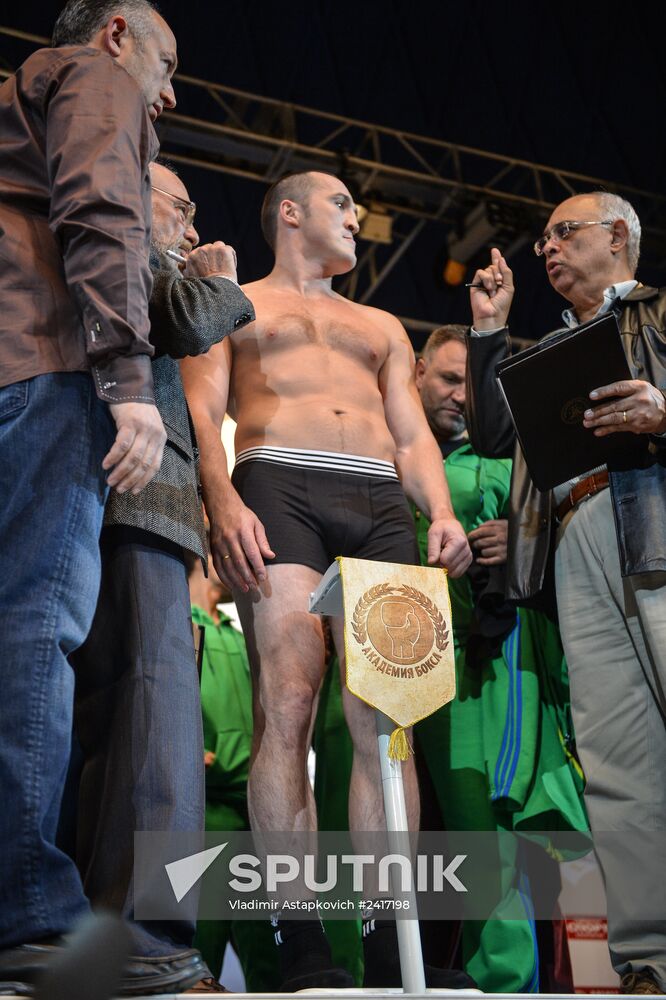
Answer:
[
  {"left": 0, "top": 0, "right": 187, "bottom": 993},
  {"left": 466, "top": 191, "right": 666, "bottom": 994}
]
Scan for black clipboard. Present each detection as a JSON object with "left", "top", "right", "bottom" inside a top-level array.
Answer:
[{"left": 495, "top": 312, "right": 635, "bottom": 491}]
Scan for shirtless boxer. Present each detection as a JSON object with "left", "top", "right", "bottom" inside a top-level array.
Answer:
[{"left": 181, "top": 171, "right": 472, "bottom": 990}]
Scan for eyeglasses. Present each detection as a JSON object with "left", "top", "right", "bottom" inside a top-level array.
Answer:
[
  {"left": 151, "top": 185, "right": 196, "bottom": 227},
  {"left": 533, "top": 219, "right": 613, "bottom": 256}
]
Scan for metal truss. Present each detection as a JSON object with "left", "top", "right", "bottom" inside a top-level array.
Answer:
[
  {"left": 2, "top": 25, "right": 665, "bottom": 311},
  {"left": 152, "top": 73, "right": 666, "bottom": 304}
]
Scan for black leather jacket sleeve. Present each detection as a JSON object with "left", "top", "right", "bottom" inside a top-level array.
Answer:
[{"left": 465, "top": 327, "right": 516, "bottom": 459}]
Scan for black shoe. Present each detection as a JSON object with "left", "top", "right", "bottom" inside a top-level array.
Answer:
[
  {"left": 0, "top": 940, "right": 207, "bottom": 997},
  {"left": 363, "top": 961, "right": 477, "bottom": 991},
  {"left": 362, "top": 919, "right": 477, "bottom": 990},
  {"left": 281, "top": 967, "right": 355, "bottom": 992},
  {"left": 273, "top": 916, "right": 355, "bottom": 992},
  {"left": 620, "top": 970, "right": 663, "bottom": 995}
]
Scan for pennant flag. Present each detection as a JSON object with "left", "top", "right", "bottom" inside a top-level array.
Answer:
[{"left": 339, "top": 557, "right": 456, "bottom": 757}]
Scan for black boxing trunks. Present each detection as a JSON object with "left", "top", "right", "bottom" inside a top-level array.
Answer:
[{"left": 231, "top": 446, "right": 419, "bottom": 575}]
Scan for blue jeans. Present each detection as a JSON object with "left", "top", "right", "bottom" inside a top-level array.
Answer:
[{"left": 0, "top": 372, "right": 114, "bottom": 947}]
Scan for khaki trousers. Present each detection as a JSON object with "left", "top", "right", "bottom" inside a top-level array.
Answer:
[{"left": 555, "top": 487, "right": 666, "bottom": 986}]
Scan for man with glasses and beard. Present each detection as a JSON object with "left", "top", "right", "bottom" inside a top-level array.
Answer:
[
  {"left": 466, "top": 192, "right": 666, "bottom": 995},
  {"left": 69, "top": 161, "right": 255, "bottom": 994}
]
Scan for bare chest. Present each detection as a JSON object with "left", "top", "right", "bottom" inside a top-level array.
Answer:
[{"left": 234, "top": 305, "right": 389, "bottom": 371}]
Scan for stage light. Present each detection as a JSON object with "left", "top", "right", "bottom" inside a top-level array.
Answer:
[
  {"left": 443, "top": 259, "right": 467, "bottom": 286},
  {"left": 358, "top": 203, "right": 393, "bottom": 244},
  {"left": 444, "top": 202, "right": 498, "bottom": 285}
]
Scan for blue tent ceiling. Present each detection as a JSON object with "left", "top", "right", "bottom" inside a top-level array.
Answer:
[{"left": 1, "top": 1, "right": 664, "bottom": 346}]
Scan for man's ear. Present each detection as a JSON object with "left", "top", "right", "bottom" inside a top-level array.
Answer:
[
  {"left": 279, "top": 199, "right": 301, "bottom": 231},
  {"left": 414, "top": 357, "right": 426, "bottom": 389},
  {"left": 99, "top": 15, "right": 130, "bottom": 57},
  {"left": 609, "top": 218, "right": 629, "bottom": 256}
]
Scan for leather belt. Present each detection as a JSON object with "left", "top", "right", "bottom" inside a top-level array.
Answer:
[{"left": 555, "top": 470, "right": 609, "bottom": 522}]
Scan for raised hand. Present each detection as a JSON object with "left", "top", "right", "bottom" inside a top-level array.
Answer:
[
  {"left": 469, "top": 247, "right": 514, "bottom": 332},
  {"left": 184, "top": 241, "right": 238, "bottom": 282}
]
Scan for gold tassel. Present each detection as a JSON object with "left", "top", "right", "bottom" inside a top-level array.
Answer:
[{"left": 388, "top": 727, "right": 412, "bottom": 761}]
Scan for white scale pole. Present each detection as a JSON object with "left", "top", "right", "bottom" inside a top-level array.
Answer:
[
  {"left": 310, "top": 565, "right": 428, "bottom": 995},
  {"left": 375, "top": 710, "right": 426, "bottom": 995}
]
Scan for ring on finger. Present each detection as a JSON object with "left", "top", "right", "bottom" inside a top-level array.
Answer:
[
  {"left": 222, "top": 554, "right": 231, "bottom": 560},
  {"left": 622, "top": 410, "right": 627, "bottom": 423}
]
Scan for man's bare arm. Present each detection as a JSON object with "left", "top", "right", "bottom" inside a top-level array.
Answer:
[
  {"left": 378, "top": 315, "right": 472, "bottom": 578},
  {"left": 180, "top": 340, "right": 274, "bottom": 592}
]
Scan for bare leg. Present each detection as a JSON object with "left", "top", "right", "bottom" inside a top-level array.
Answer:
[
  {"left": 234, "top": 563, "right": 325, "bottom": 836},
  {"left": 235, "top": 564, "right": 354, "bottom": 991},
  {"left": 238, "top": 566, "right": 419, "bottom": 835},
  {"left": 330, "top": 618, "right": 474, "bottom": 990},
  {"left": 329, "top": 617, "right": 420, "bottom": 833}
]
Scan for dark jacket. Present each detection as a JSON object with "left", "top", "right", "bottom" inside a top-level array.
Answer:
[
  {"left": 104, "top": 253, "right": 255, "bottom": 560},
  {"left": 0, "top": 47, "right": 158, "bottom": 403},
  {"left": 466, "top": 284, "right": 666, "bottom": 605}
]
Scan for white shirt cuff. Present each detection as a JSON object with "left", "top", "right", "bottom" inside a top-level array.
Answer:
[{"left": 469, "top": 325, "right": 506, "bottom": 337}]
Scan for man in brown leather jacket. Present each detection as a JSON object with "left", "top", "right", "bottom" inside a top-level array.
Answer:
[
  {"left": 0, "top": 1, "right": 185, "bottom": 994},
  {"left": 466, "top": 191, "right": 666, "bottom": 995}
]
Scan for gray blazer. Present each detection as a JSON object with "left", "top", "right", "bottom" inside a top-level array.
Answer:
[{"left": 104, "top": 251, "right": 255, "bottom": 560}]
